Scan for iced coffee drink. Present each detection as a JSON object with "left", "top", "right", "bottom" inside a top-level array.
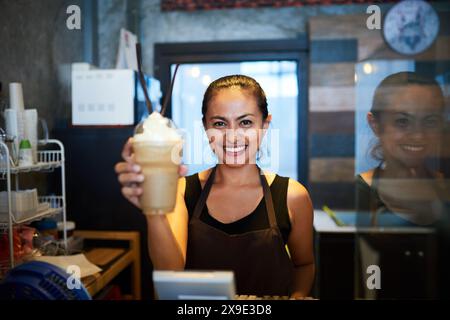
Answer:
[{"left": 133, "top": 112, "right": 183, "bottom": 215}]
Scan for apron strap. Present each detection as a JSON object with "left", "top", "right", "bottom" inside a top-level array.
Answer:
[
  {"left": 192, "top": 165, "right": 277, "bottom": 229},
  {"left": 193, "top": 166, "right": 217, "bottom": 219},
  {"left": 259, "top": 169, "right": 277, "bottom": 229}
]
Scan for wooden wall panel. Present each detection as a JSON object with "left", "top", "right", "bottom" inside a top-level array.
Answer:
[
  {"left": 310, "top": 63, "right": 355, "bottom": 87},
  {"left": 309, "top": 14, "right": 368, "bottom": 41},
  {"left": 310, "top": 134, "right": 355, "bottom": 158},
  {"left": 310, "top": 158, "right": 355, "bottom": 183},
  {"left": 309, "top": 86, "right": 355, "bottom": 112},
  {"left": 309, "top": 111, "right": 355, "bottom": 134}
]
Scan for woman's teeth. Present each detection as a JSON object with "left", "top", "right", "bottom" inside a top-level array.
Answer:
[
  {"left": 402, "top": 145, "right": 425, "bottom": 152},
  {"left": 225, "top": 145, "right": 246, "bottom": 153}
]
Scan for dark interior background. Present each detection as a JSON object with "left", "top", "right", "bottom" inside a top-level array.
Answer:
[{"left": 1, "top": 0, "right": 449, "bottom": 300}]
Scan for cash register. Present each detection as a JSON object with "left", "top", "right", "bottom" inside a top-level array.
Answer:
[{"left": 153, "top": 270, "right": 235, "bottom": 300}]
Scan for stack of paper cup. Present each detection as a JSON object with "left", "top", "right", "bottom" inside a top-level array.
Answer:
[
  {"left": 9, "top": 83, "right": 25, "bottom": 112},
  {"left": 23, "top": 109, "right": 38, "bottom": 163},
  {"left": 10, "top": 83, "right": 25, "bottom": 143},
  {"left": 5, "top": 83, "right": 39, "bottom": 164},
  {"left": 4, "top": 109, "right": 19, "bottom": 161}
]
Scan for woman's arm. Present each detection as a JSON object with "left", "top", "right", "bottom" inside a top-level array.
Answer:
[
  {"left": 286, "top": 179, "right": 315, "bottom": 298},
  {"left": 115, "top": 138, "right": 189, "bottom": 270},
  {"left": 146, "top": 177, "right": 189, "bottom": 270}
]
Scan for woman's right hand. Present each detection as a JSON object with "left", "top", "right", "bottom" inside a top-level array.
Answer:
[{"left": 114, "top": 138, "right": 188, "bottom": 209}]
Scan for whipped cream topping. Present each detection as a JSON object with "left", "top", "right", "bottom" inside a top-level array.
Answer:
[{"left": 134, "top": 112, "right": 181, "bottom": 142}]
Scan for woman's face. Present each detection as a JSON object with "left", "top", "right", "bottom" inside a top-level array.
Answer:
[
  {"left": 203, "top": 87, "right": 270, "bottom": 167},
  {"left": 369, "top": 84, "right": 444, "bottom": 169}
]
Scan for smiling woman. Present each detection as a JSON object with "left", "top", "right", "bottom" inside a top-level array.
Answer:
[
  {"left": 115, "top": 74, "right": 315, "bottom": 298},
  {"left": 168, "top": 60, "right": 301, "bottom": 179},
  {"left": 201, "top": 75, "right": 270, "bottom": 167}
]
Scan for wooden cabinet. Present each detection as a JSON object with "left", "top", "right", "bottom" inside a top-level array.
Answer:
[{"left": 76, "top": 230, "right": 141, "bottom": 300}]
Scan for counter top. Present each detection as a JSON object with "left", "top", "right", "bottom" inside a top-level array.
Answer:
[{"left": 313, "top": 210, "right": 435, "bottom": 234}]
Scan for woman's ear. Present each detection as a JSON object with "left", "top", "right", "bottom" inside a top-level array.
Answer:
[
  {"left": 263, "top": 114, "right": 272, "bottom": 130},
  {"left": 367, "top": 112, "right": 380, "bottom": 137}
]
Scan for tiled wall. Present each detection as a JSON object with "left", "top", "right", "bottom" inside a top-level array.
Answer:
[{"left": 308, "top": 12, "right": 450, "bottom": 209}]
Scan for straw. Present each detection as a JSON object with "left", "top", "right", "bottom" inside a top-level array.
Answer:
[
  {"left": 160, "top": 63, "right": 180, "bottom": 117},
  {"left": 135, "top": 43, "right": 153, "bottom": 114}
]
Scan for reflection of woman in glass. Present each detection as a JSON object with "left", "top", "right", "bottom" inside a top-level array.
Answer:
[{"left": 356, "top": 72, "right": 447, "bottom": 226}]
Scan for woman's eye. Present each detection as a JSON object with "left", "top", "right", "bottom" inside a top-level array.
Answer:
[
  {"left": 394, "top": 118, "right": 410, "bottom": 128},
  {"left": 240, "top": 119, "right": 253, "bottom": 127},
  {"left": 423, "top": 117, "right": 440, "bottom": 128},
  {"left": 213, "top": 121, "right": 226, "bottom": 128}
]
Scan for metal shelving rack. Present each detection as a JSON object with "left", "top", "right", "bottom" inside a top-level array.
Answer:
[{"left": 0, "top": 139, "right": 67, "bottom": 274}]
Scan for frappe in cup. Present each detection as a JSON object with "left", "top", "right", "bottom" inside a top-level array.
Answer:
[{"left": 133, "top": 111, "right": 183, "bottom": 215}]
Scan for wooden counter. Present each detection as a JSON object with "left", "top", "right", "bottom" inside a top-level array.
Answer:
[{"left": 75, "top": 230, "right": 141, "bottom": 300}]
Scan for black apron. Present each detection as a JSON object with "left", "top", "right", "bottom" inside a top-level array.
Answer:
[{"left": 185, "top": 165, "right": 294, "bottom": 296}]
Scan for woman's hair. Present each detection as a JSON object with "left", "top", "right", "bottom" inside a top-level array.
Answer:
[
  {"left": 369, "top": 71, "right": 445, "bottom": 160},
  {"left": 201, "top": 75, "right": 268, "bottom": 122},
  {"left": 371, "top": 71, "right": 444, "bottom": 117}
]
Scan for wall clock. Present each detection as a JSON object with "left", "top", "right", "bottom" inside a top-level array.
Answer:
[{"left": 383, "top": 0, "right": 440, "bottom": 55}]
